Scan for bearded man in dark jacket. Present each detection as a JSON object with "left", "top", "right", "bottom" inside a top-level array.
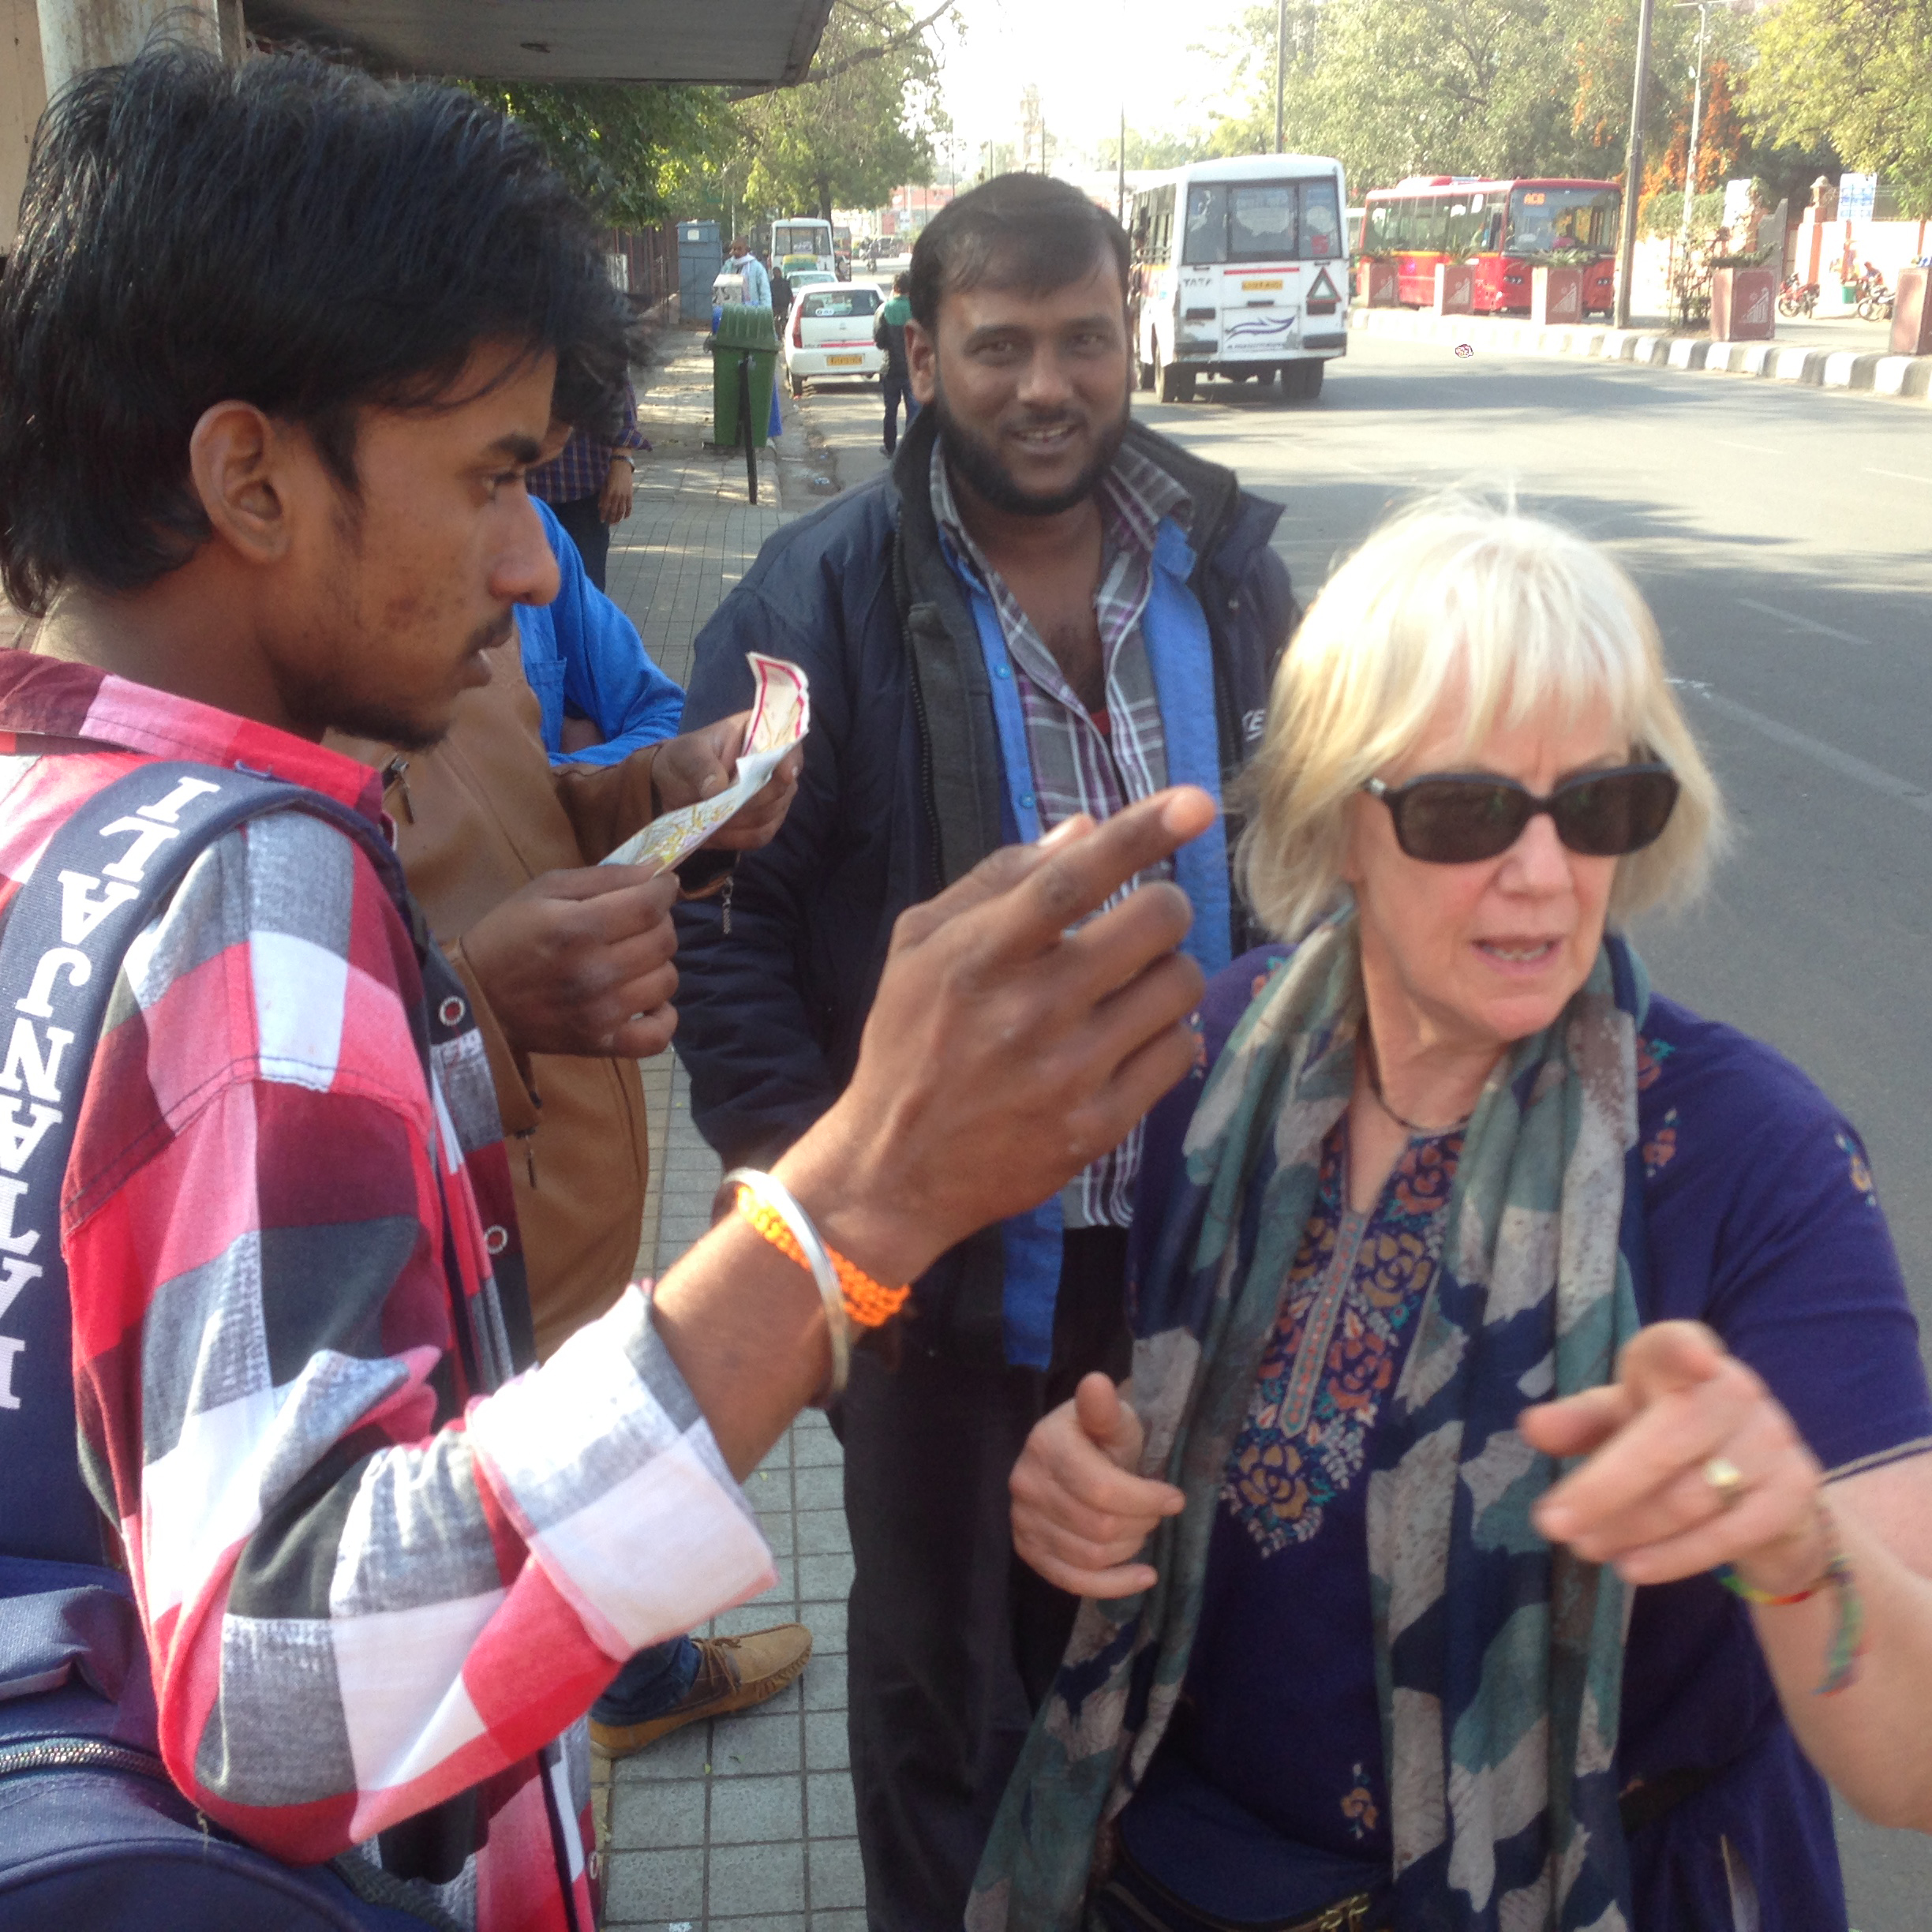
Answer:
[{"left": 672, "top": 173, "right": 1298, "bottom": 1930}]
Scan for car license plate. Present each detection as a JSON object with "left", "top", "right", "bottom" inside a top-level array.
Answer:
[{"left": 826, "top": 354, "right": 863, "bottom": 366}]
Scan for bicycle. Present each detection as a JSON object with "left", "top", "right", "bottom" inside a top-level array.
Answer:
[
  {"left": 1854, "top": 262, "right": 1894, "bottom": 323},
  {"left": 1777, "top": 275, "right": 1818, "bottom": 319}
]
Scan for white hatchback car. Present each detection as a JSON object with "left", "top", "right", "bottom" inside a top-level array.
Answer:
[{"left": 783, "top": 283, "right": 886, "bottom": 395}]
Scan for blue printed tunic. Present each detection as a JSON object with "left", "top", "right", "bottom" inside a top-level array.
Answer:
[{"left": 1118, "top": 948, "right": 1932, "bottom": 1930}]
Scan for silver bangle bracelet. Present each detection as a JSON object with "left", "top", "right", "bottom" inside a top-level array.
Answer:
[{"left": 721, "top": 1166, "right": 852, "bottom": 1402}]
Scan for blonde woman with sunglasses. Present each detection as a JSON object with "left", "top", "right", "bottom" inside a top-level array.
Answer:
[{"left": 972, "top": 498, "right": 1932, "bottom": 1932}]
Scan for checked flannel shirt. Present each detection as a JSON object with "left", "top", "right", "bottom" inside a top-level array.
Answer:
[
  {"left": 930, "top": 441, "right": 1193, "bottom": 1228},
  {"left": 527, "top": 376, "right": 646, "bottom": 507},
  {"left": 0, "top": 654, "right": 774, "bottom": 1931}
]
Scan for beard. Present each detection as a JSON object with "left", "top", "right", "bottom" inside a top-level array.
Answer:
[{"left": 931, "top": 371, "right": 1131, "bottom": 519}]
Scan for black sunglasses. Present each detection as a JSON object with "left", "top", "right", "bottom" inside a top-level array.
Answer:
[{"left": 1362, "top": 762, "right": 1679, "bottom": 864}]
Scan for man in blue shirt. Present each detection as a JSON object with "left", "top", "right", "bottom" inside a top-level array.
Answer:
[{"left": 521, "top": 493, "right": 685, "bottom": 762}]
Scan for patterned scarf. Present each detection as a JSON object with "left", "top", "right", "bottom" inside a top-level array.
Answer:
[{"left": 969, "top": 912, "right": 1650, "bottom": 1932}]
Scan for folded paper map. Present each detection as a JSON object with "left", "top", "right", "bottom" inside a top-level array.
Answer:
[{"left": 601, "top": 652, "right": 810, "bottom": 871}]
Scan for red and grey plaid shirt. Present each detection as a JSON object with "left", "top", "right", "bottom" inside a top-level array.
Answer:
[
  {"left": 527, "top": 376, "right": 646, "bottom": 506},
  {"left": 0, "top": 654, "right": 773, "bottom": 1931}
]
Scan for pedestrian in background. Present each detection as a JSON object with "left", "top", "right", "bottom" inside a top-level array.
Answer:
[
  {"left": 875, "top": 268, "right": 916, "bottom": 455},
  {"left": 671, "top": 173, "right": 1298, "bottom": 1929},
  {"left": 729, "top": 235, "right": 772, "bottom": 310},
  {"left": 526, "top": 372, "right": 644, "bottom": 593}
]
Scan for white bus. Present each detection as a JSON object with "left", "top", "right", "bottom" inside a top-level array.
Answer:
[
  {"left": 1129, "top": 153, "right": 1349, "bottom": 402},
  {"left": 771, "top": 217, "right": 835, "bottom": 278}
]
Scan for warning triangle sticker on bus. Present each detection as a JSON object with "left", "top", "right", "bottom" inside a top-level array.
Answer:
[{"left": 1307, "top": 265, "right": 1341, "bottom": 304}]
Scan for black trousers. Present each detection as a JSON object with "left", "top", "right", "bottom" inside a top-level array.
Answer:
[
  {"left": 841, "top": 1227, "right": 1133, "bottom": 1930},
  {"left": 881, "top": 369, "right": 917, "bottom": 455},
  {"left": 547, "top": 492, "right": 609, "bottom": 592}
]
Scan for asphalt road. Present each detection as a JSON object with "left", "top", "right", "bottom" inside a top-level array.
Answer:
[{"left": 792, "top": 340, "right": 1932, "bottom": 1926}]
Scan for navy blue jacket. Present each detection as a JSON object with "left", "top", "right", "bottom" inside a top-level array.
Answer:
[{"left": 673, "top": 408, "right": 1297, "bottom": 1344}]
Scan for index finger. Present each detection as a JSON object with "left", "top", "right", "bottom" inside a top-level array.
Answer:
[{"left": 960, "top": 789, "right": 1218, "bottom": 967}]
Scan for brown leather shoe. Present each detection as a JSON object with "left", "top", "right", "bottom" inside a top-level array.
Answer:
[{"left": 590, "top": 1624, "right": 814, "bottom": 1758}]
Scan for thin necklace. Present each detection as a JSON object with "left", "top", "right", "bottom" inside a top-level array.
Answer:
[{"left": 1363, "top": 1035, "right": 1473, "bottom": 1139}]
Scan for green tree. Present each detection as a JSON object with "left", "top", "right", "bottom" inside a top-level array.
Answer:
[
  {"left": 466, "top": 82, "right": 737, "bottom": 227},
  {"left": 1093, "top": 129, "right": 1214, "bottom": 170},
  {"left": 734, "top": 0, "right": 953, "bottom": 223},
  {"left": 1745, "top": 0, "right": 1932, "bottom": 214}
]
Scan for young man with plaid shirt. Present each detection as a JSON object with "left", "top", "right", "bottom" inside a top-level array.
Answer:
[
  {"left": 0, "top": 52, "right": 1218, "bottom": 1931},
  {"left": 670, "top": 173, "right": 1301, "bottom": 1928}
]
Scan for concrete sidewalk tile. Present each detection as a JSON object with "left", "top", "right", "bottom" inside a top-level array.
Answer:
[
  {"left": 709, "top": 1773, "right": 804, "bottom": 1844},
  {"left": 797, "top": 1551, "right": 855, "bottom": 1601},
  {"left": 803, "top": 1710, "right": 850, "bottom": 1771},
  {"left": 609, "top": 1777, "right": 706, "bottom": 1849},
  {"left": 801, "top": 1651, "right": 848, "bottom": 1712},
  {"left": 791, "top": 1427, "right": 843, "bottom": 1466},
  {"left": 806, "top": 1770, "right": 858, "bottom": 1839},
  {"left": 707, "top": 1840, "right": 807, "bottom": 1915},
  {"left": 808, "top": 1914, "right": 867, "bottom": 1932},
  {"left": 616, "top": 1722, "right": 713, "bottom": 1782},
  {"left": 793, "top": 1508, "right": 848, "bottom": 1554},
  {"left": 800, "top": 1601, "right": 848, "bottom": 1653},
  {"left": 807, "top": 1839, "right": 867, "bottom": 1911},
  {"left": 709, "top": 1709, "right": 804, "bottom": 1777},
  {"left": 605, "top": 1846, "right": 706, "bottom": 1920},
  {"left": 792, "top": 1464, "right": 845, "bottom": 1510}
]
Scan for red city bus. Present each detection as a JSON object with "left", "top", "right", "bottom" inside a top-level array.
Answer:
[{"left": 1361, "top": 177, "right": 1621, "bottom": 315}]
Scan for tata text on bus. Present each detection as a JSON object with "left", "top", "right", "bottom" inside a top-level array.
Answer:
[
  {"left": 1361, "top": 177, "right": 1620, "bottom": 316},
  {"left": 1129, "top": 153, "right": 1349, "bottom": 404},
  {"left": 771, "top": 218, "right": 835, "bottom": 279}
]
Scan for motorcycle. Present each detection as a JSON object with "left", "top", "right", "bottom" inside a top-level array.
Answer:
[{"left": 1777, "top": 275, "right": 1819, "bottom": 319}]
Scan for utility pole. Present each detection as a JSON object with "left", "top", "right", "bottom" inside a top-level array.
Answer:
[
  {"left": 1676, "top": 0, "right": 1712, "bottom": 285},
  {"left": 1273, "top": 0, "right": 1288, "bottom": 154},
  {"left": 1612, "top": 0, "right": 1657, "bottom": 328}
]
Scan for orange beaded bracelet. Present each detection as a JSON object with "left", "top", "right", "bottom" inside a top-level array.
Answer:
[{"left": 733, "top": 1185, "right": 912, "bottom": 1330}]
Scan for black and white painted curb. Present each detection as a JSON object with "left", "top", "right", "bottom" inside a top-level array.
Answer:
[{"left": 1349, "top": 305, "right": 1932, "bottom": 402}]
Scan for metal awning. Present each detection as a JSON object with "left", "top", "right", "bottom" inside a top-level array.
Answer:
[{"left": 244, "top": 0, "right": 834, "bottom": 85}]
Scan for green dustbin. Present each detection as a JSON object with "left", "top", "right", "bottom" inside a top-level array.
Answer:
[{"left": 711, "top": 305, "right": 779, "bottom": 450}]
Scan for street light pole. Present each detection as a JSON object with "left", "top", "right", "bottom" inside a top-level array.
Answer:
[
  {"left": 1613, "top": 0, "right": 1657, "bottom": 328},
  {"left": 1676, "top": 0, "right": 1711, "bottom": 285},
  {"left": 1273, "top": 0, "right": 1288, "bottom": 154}
]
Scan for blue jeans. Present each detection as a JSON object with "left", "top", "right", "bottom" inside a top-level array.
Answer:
[{"left": 591, "top": 1635, "right": 701, "bottom": 1726}]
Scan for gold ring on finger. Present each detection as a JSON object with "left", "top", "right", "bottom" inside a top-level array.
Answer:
[{"left": 1703, "top": 1455, "right": 1747, "bottom": 1511}]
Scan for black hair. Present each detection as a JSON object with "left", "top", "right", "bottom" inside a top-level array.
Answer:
[
  {"left": 0, "top": 43, "right": 637, "bottom": 615},
  {"left": 908, "top": 173, "right": 1129, "bottom": 334}
]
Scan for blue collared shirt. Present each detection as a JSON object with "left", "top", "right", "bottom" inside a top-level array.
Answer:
[{"left": 520, "top": 498, "right": 685, "bottom": 767}]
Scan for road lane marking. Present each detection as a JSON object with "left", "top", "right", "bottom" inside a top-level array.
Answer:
[
  {"left": 1735, "top": 596, "right": 1873, "bottom": 649},
  {"left": 1676, "top": 680, "right": 1932, "bottom": 816},
  {"left": 1867, "top": 466, "right": 1932, "bottom": 486},
  {"left": 1713, "top": 439, "right": 1779, "bottom": 456}
]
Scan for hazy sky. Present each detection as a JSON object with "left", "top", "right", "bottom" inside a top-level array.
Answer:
[{"left": 929, "top": 0, "right": 1258, "bottom": 171}]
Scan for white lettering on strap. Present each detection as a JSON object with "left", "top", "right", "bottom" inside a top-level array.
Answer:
[
  {"left": 56, "top": 871, "right": 140, "bottom": 946},
  {"left": 0, "top": 1099, "right": 61, "bottom": 1174},
  {"left": 0, "top": 1256, "right": 40, "bottom": 1324},
  {"left": 95, "top": 817, "right": 180, "bottom": 884},
  {"left": 134, "top": 777, "right": 222, "bottom": 826},
  {"left": 0, "top": 1338, "right": 24, "bottom": 1410},
  {"left": 0, "top": 1178, "right": 39, "bottom": 1257},
  {"left": 15, "top": 948, "right": 89, "bottom": 1020},
  {"left": 0, "top": 1019, "right": 74, "bottom": 1104}
]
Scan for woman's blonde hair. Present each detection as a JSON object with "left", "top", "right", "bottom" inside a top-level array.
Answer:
[{"left": 1237, "top": 494, "right": 1727, "bottom": 942}]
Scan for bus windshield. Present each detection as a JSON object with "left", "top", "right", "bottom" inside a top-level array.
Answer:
[
  {"left": 1182, "top": 178, "right": 1342, "bottom": 264},
  {"left": 1507, "top": 185, "right": 1619, "bottom": 256}
]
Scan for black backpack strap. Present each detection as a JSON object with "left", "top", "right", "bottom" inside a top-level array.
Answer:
[{"left": 0, "top": 762, "right": 414, "bottom": 1566}]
